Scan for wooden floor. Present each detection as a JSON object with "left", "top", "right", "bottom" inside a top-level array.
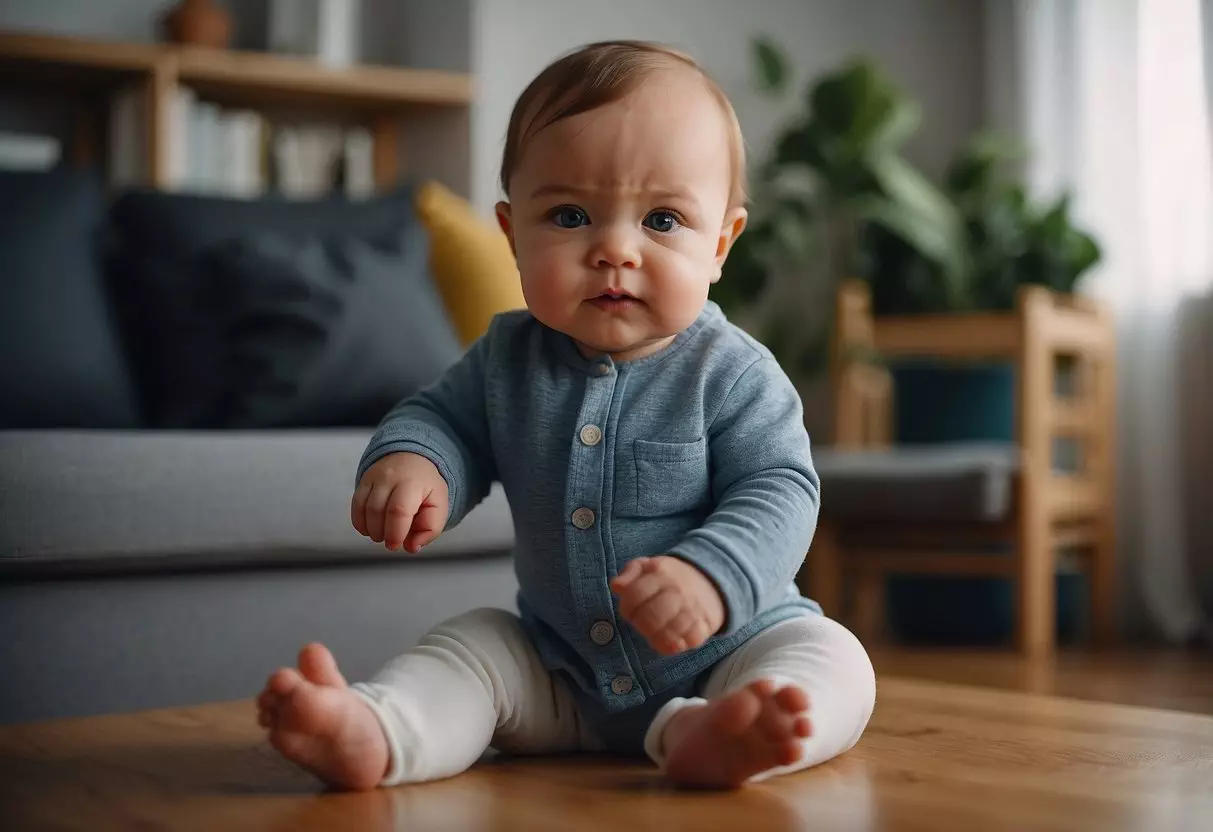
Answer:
[
  {"left": 870, "top": 645, "right": 1213, "bottom": 715},
  {"left": 2, "top": 658, "right": 1212, "bottom": 831}
]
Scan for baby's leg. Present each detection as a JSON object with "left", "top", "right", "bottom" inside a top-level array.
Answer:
[
  {"left": 643, "top": 614, "right": 875, "bottom": 787},
  {"left": 351, "top": 607, "right": 599, "bottom": 785},
  {"left": 258, "top": 608, "right": 596, "bottom": 789}
]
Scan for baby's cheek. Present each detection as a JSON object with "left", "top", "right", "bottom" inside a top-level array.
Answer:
[
  {"left": 519, "top": 253, "right": 582, "bottom": 320},
  {"left": 652, "top": 253, "right": 715, "bottom": 324}
]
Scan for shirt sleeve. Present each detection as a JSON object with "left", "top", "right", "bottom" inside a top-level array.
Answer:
[
  {"left": 355, "top": 330, "right": 497, "bottom": 528},
  {"left": 667, "top": 356, "right": 820, "bottom": 635}
]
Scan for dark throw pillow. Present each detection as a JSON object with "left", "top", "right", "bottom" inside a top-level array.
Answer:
[
  {"left": 0, "top": 168, "right": 140, "bottom": 428},
  {"left": 201, "top": 222, "right": 463, "bottom": 428},
  {"left": 106, "top": 186, "right": 424, "bottom": 428}
]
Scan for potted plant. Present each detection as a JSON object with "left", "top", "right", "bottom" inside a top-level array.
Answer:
[
  {"left": 713, "top": 37, "right": 967, "bottom": 382},
  {"left": 859, "top": 134, "right": 1102, "bottom": 446}
]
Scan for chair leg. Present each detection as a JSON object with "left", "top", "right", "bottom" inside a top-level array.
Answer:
[
  {"left": 854, "top": 569, "right": 886, "bottom": 645},
  {"left": 1016, "top": 492, "right": 1056, "bottom": 657},
  {"left": 1090, "top": 521, "right": 1117, "bottom": 647},
  {"left": 802, "top": 522, "right": 844, "bottom": 620}
]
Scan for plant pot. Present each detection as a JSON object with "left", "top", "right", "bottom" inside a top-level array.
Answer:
[
  {"left": 884, "top": 359, "right": 1083, "bottom": 645},
  {"left": 162, "top": 0, "right": 232, "bottom": 49}
]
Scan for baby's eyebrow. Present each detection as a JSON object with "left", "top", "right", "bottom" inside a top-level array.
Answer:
[{"left": 528, "top": 183, "right": 700, "bottom": 206}]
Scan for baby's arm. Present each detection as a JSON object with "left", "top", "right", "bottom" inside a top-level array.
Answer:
[
  {"left": 356, "top": 329, "right": 498, "bottom": 535},
  {"left": 665, "top": 356, "right": 820, "bottom": 635}
]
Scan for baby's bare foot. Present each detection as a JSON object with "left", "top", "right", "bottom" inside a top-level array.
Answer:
[
  {"left": 662, "top": 680, "right": 811, "bottom": 788},
  {"left": 256, "top": 643, "right": 389, "bottom": 791}
]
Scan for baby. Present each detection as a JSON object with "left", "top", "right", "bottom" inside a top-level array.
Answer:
[{"left": 257, "top": 40, "right": 875, "bottom": 791}]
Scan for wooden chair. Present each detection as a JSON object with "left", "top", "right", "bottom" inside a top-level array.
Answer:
[{"left": 804, "top": 280, "right": 1117, "bottom": 656}]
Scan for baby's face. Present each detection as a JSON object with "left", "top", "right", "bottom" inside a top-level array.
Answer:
[{"left": 498, "top": 69, "right": 746, "bottom": 361}]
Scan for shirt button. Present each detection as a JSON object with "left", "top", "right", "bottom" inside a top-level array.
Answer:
[
  {"left": 610, "top": 676, "right": 633, "bottom": 695},
  {"left": 571, "top": 507, "right": 596, "bottom": 529},
  {"left": 579, "top": 424, "right": 603, "bottom": 446},
  {"left": 592, "top": 363, "right": 612, "bottom": 377},
  {"left": 589, "top": 620, "right": 615, "bottom": 645}
]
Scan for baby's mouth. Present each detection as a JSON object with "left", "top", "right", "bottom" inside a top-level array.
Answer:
[
  {"left": 588, "top": 290, "right": 641, "bottom": 311},
  {"left": 589, "top": 289, "right": 645, "bottom": 309}
]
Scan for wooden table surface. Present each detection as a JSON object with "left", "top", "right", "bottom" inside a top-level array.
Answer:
[{"left": 1, "top": 677, "right": 1210, "bottom": 832}]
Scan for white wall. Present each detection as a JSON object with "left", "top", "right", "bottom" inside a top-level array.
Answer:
[{"left": 471, "top": 0, "right": 986, "bottom": 213}]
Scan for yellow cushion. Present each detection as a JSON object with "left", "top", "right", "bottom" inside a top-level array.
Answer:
[{"left": 414, "top": 180, "right": 527, "bottom": 345}]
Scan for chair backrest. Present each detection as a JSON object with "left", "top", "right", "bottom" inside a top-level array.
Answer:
[{"left": 831, "top": 281, "right": 893, "bottom": 449}]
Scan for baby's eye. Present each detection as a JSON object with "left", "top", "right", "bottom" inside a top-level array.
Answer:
[
  {"left": 550, "top": 206, "right": 589, "bottom": 228},
  {"left": 643, "top": 210, "right": 681, "bottom": 233}
]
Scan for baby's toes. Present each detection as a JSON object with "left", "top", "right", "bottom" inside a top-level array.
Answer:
[
  {"left": 756, "top": 696, "right": 798, "bottom": 742},
  {"left": 773, "top": 684, "right": 810, "bottom": 715},
  {"left": 268, "top": 667, "right": 304, "bottom": 696}
]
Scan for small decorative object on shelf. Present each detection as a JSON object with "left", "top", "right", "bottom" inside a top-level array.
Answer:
[
  {"left": 268, "top": 0, "right": 362, "bottom": 68},
  {"left": 161, "top": 0, "right": 232, "bottom": 49}
]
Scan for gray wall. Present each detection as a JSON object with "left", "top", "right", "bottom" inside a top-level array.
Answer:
[{"left": 471, "top": 0, "right": 987, "bottom": 212}]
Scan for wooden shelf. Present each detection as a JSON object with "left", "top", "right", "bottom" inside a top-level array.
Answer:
[
  {"left": 0, "top": 31, "right": 161, "bottom": 73},
  {"left": 0, "top": 31, "right": 160, "bottom": 90},
  {"left": 176, "top": 47, "right": 472, "bottom": 109},
  {"left": 0, "top": 30, "right": 473, "bottom": 109}
]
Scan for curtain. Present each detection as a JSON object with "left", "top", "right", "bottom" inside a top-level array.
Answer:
[{"left": 988, "top": 0, "right": 1213, "bottom": 643}]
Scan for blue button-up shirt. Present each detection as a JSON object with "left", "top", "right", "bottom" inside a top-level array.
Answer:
[{"left": 358, "top": 302, "right": 821, "bottom": 747}]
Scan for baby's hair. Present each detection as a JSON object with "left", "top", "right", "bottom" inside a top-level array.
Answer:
[{"left": 499, "top": 40, "right": 747, "bottom": 208}]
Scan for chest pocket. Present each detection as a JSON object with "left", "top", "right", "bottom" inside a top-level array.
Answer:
[{"left": 619, "top": 437, "right": 711, "bottom": 518}]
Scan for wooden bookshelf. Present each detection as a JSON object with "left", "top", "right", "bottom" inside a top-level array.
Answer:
[
  {"left": 176, "top": 47, "right": 472, "bottom": 109},
  {"left": 0, "top": 29, "right": 473, "bottom": 190}
]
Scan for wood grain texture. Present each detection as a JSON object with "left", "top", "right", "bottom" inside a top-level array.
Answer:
[{"left": 2, "top": 676, "right": 1210, "bottom": 831}]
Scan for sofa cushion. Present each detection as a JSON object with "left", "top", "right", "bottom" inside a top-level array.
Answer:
[
  {"left": 814, "top": 442, "right": 1019, "bottom": 523},
  {"left": 0, "top": 169, "right": 140, "bottom": 429},
  {"left": 0, "top": 430, "right": 515, "bottom": 576},
  {"left": 202, "top": 224, "right": 462, "bottom": 428},
  {"left": 106, "top": 186, "right": 427, "bottom": 428},
  {"left": 414, "top": 180, "right": 527, "bottom": 345}
]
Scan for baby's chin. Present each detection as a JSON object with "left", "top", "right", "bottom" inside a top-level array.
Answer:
[{"left": 569, "top": 328, "right": 679, "bottom": 361}]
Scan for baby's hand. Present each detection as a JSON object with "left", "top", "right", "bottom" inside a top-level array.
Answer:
[
  {"left": 351, "top": 452, "right": 449, "bottom": 553},
  {"left": 611, "top": 556, "right": 725, "bottom": 655}
]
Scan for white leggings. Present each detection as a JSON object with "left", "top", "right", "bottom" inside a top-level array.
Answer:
[{"left": 352, "top": 609, "right": 876, "bottom": 786}]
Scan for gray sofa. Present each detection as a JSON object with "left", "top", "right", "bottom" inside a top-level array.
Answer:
[
  {"left": 0, "top": 431, "right": 517, "bottom": 726},
  {"left": 0, "top": 168, "right": 519, "bottom": 725}
]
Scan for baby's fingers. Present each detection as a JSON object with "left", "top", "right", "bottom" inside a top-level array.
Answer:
[
  {"left": 630, "top": 588, "right": 683, "bottom": 641},
  {"left": 611, "top": 557, "right": 650, "bottom": 592},
  {"left": 403, "top": 501, "right": 445, "bottom": 553},
  {"left": 364, "top": 484, "right": 395, "bottom": 543},
  {"left": 351, "top": 483, "right": 372, "bottom": 537},
  {"left": 383, "top": 484, "right": 423, "bottom": 551}
]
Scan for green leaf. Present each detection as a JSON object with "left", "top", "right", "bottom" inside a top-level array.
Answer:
[
  {"left": 752, "top": 36, "right": 791, "bottom": 95},
  {"left": 866, "top": 96, "right": 922, "bottom": 155},
  {"left": 862, "top": 154, "right": 969, "bottom": 301},
  {"left": 944, "top": 131, "right": 1024, "bottom": 197}
]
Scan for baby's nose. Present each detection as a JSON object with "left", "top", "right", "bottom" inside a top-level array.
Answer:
[{"left": 590, "top": 225, "right": 641, "bottom": 269}]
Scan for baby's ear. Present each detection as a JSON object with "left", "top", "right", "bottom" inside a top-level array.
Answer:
[
  {"left": 712, "top": 207, "right": 748, "bottom": 282},
  {"left": 495, "top": 201, "right": 516, "bottom": 256}
]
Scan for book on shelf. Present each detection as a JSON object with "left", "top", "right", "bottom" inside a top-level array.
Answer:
[{"left": 107, "top": 86, "right": 374, "bottom": 200}]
